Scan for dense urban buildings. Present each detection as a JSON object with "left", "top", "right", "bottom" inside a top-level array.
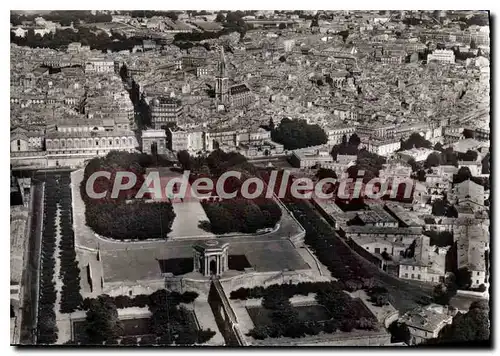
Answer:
[{"left": 10, "top": 10, "right": 490, "bottom": 347}]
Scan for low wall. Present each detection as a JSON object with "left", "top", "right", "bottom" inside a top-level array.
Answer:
[
  {"left": 250, "top": 330, "right": 391, "bottom": 346},
  {"left": 220, "top": 269, "right": 329, "bottom": 293},
  {"left": 103, "top": 279, "right": 165, "bottom": 297},
  {"left": 11, "top": 155, "right": 48, "bottom": 169},
  {"left": 384, "top": 311, "right": 400, "bottom": 328},
  {"left": 456, "top": 289, "right": 488, "bottom": 298}
]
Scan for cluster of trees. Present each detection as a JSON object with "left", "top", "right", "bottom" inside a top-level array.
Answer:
[
  {"left": 177, "top": 150, "right": 282, "bottom": 235},
  {"left": 330, "top": 134, "right": 387, "bottom": 182},
  {"left": 452, "top": 166, "right": 490, "bottom": 190},
  {"left": 82, "top": 295, "right": 123, "bottom": 345},
  {"left": 458, "top": 13, "right": 490, "bottom": 27},
  {"left": 424, "top": 148, "right": 460, "bottom": 168},
  {"left": 147, "top": 289, "right": 215, "bottom": 345},
  {"left": 432, "top": 268, "right": 473, "bottom": 305},
  {"left": 80, "top": 290, "right": 213, "bottom": 345},
  {"left": 286, "top": 200, "right": 376, "bottom": 282},
  {"left": 428, "top": 300, "right": 490, "bottom": 344},
  {"left": 57, "top": 173, "right": 83, "bottom": 313},
  {"left": 399, "top": 133, "right": 433, "bottom": 151},
  {"left": 230, "top": 281, "right": 345, "bottom": 300},
  {"left": 366, "top": 286, "right": 391, "bottom": 307},
  {"left": 37, "top": 177, "right": 60, "bottom": 344},
  {"left": 271, "top": 118, "right": 327, "bottom": 150},
  {"left": 10, "top": 11, "right": 112, "bottom": 26},
  {"left": 315, "top": 284, "right": 378, "bottom": 331},
  {"left": 201, "top": 198, "right": 282, "bottom": 234},
  {"left": 248, "top": 282, "right": 378, "bottom": 340},
  {"left": 11, "top": 26, "right": 148, "bottom": 52},
  {"left": 81, "top": 151, "right": 176, "bottom": 240},
  {"left": 173, "top": 11, "right": 251, "bottom": 47},
  {"left": 431, "top": 198, "right": 458, "bottom": 217},
  {"left": 346, "top": 149, "right": 387, "bottom": 182},
  {"left": 423, "top": 230, "right": 454, "bottom": 247},
  {"left": 127, "top": 11, "right": 178, "bottom": 20},
  {"left": 82, "top": 290, "right": 198, "bottom": 310},
  {"left": 330, "top": 133, "right": 361, "bottom": 158}
]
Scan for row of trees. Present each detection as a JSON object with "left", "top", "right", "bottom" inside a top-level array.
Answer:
[
  {"left": 10, "top": 11, "right": 112, "bottom": 26},
  {"left": 230, "top": 281, "right": 344, "bottom": 300},
  {"left": 284, "top": 198, "right": 433, "bottom": 311},
  {"left": 81, "top": 151, "right": 176, "bottom": 240},
  {"left": 82, "top": 290, "right": 199, "bottom": 310},
  {"left": 57, "top": 173, "right": 83, "bottom": 313},
  {"left": 271, "top": 118, "right": 328, "bottom": 150},
  {"left": 37, "top": 177, "right": 60, "bottom": 344},
  {"left": 11, "top": 26, "right": 148, "bottom": 53}
]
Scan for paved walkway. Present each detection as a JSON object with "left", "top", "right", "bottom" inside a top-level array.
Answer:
[{"left": 192, "top": 300, "right": 225, "bottom": 345}]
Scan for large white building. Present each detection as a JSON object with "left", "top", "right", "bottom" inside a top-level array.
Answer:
[
  {"left": 289, "top": 149, "right": 334, "bottom": 169},
  {"left": 427, "top": 49, "right": 455, "bottom": 64},
  {"left": 364, "top": 139, "right": 401, "bottom": 157},
  {"left": 85, "top": 58, "right": 115, "bottom": 73}
]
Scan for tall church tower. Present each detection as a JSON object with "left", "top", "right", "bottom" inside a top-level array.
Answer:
[{"left": 215, "top": 46, "right": 229, "bottom": 104}]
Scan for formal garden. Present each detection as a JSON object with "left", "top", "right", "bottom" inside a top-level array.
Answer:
[
  {"left": 80, "top": 151, "right": 176, "bottom": 240},
  {"left": 71, "top": 289, "right": 215, "bottom": 345},
  {"left": 229, "top": 282, "right": 379, "bottom": 340},
  {"left": 177, "top": 150, "right": 283, "bottom": 235}
]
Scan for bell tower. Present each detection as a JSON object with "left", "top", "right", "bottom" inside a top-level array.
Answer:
[{"left": 215, "top": 46, "right": 229, "bottom": 104}]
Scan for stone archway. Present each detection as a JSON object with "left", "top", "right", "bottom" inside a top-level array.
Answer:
[{"left": 210, "top": 260, "right": 217, "bottom": 275}]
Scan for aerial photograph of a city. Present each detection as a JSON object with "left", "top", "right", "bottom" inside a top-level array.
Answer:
[{"left": 9, "top": 9, "right": 491, "bottom": 347}]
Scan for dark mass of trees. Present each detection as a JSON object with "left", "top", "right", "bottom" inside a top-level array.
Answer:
[
  {"left": 423, "top": 230, "right": 454, "bottom": 247},
  {"left": 80, "top": 151, "right": 176, "bottom": 240},
  {"left": 11, "top": 26, "right": 147, "bottom": 53},
  {"left": 428, "top": 300, "right": 490, "bottom": 344},
  {"left": 425, "top": 148, "right": 460, "bottom": 168},
  {"left": 431, "top": 198, "right": 458, "bottom": 217},
  {"left": 37, "top": 177, "right": 60, "bottom": 344},
  {"left": 202, "top": 198, "right": 281, "bottom": 234},
  {"left": 176, "top": 150, "right": 282, "bottom": 235},
  {"left": 57, "top": 174, "right": 83, "bottom": 313},
  {"left": 11, "top": 11, "right": 112, "bottom": 27},
  {"left": 247, "top": 282, "right": 377, "bottom": 340},
  {"left": 147, "top": 289, "right": 215, "bottom": 345},
  {"left": 230, "top": 281, "right": 344, "bottom": 300},
  {"left": 82, "top": 290, "right": 198, "bottom": 310},
  {"left": 399, "top": 133, "right": 433, "bottom": 151},
  {"left": 330, "top": 134, "right": 387, "bottom": 182},
  {"left": 82, "top": 295, "right": 123, "bottom": 345},
  {"left": 271, "top": 118, "right": 327, "bottom": 150},
  {"left": 78, "top": 290, "right": 212, "bottom": 345}
]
